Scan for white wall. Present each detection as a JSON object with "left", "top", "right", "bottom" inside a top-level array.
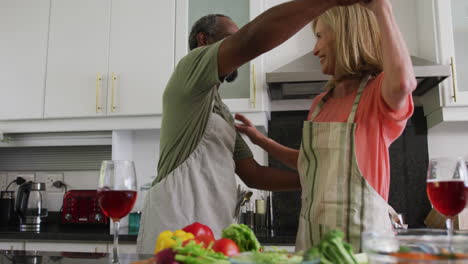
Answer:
[
  {"left": 428, "top": 122, "right": 468, "bottom": 159},
  {"left": 262, "top": 0, "right": 314, "bottom": 73}
]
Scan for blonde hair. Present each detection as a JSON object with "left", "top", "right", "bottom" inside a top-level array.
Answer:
[{"left": 312, "top": 5, "right": 382, "bottom": 85}]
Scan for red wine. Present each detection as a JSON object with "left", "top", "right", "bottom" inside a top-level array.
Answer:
[
  {"left": 427, "top": 181, "right": 466, "bottom": 216},
  {"left": 98, "top": 190, "right": 137, "bottom": 221}
]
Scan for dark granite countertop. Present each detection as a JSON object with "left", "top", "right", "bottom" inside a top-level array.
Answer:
[
  {"left": 0, "top": 213, "right": 295, "bottom": 245},
  {"left": 0, "top": 226, "right": 295, "bottom": 245},
  {"left": 0, "top": 223, "right": 137, "bottom": 243},
  {"left": 0, "top": 250, "right": 152, "bottom": 264},
  {"left": 0, "top": 212, "right": 136, "bottom": 243}
]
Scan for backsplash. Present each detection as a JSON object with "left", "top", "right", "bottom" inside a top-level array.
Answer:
[{"left": 0, "top": 170, "right": 100, "bottom": 212}]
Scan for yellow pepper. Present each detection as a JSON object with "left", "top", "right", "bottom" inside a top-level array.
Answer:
[{"left": 154, "top": 229, "right": 195, "bottom": 253}]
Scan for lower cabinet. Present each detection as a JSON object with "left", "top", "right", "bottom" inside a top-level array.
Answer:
[
  {"left": 0, "top": 241, "right": 25, "bottom": 251},
  {"left": 25, "top": 242, "right": 108, "bottom": 253},
  {"left": 116, "top": 243, "right": 137, "bottom": 254}
]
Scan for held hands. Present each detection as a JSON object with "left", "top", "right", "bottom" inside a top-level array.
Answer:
[
  {"left": 234, "top": 114, "right": 265, "bottom": 146},
  {"left": 360, "top": 0, "right": 391, "bottom": 14},
  {"left": 328, "top": 0, "right": 366, "bottom": 6}
]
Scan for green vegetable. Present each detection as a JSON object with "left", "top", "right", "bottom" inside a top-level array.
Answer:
[
  {"left": 221, "top": 224, "right": 261, "bottom": 252},
  {"left": 173, "top": 240, "right": 230, "bottom": 264},
  {"left": 303, "top": 230, "right": 358, "bottom": 264},
  {"left": 230, "top": 251, "right": 303, "bottom": 264}
]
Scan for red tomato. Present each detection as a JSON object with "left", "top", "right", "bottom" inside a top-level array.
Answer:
[
  {"left": 182, "top": 222, "right": 215, "bottom": 241},
  {"left": 196, "top": 234, "right": 215, "bottom": 248},
  {"left": 212, "top": 238, "right": 240, "bottom": 257}
]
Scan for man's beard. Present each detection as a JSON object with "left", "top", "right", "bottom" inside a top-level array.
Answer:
[{"left": 225, "top": 70, "right": 238, "bottom": 83}]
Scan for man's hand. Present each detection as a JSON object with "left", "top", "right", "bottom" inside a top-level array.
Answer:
[{"left": 234, "top": 114, "right": 265, "bottom": 146}]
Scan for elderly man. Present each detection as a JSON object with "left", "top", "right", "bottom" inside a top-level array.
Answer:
[{"left": 137, "top": 0, "right": 362, "bottom": 254}]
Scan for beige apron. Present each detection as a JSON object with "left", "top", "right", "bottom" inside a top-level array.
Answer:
[
  {"left": 136, "top": 113, "right": 237, "bottom": 254},
  {"left": 295, "top": 75, "right": 394, "bottom": 252}
]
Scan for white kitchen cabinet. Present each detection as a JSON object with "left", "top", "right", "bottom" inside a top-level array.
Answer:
[
  {"left": 0, "top": 241, "right": 25, "bottom": 251},
  {"left": 44, "top": 0, "right": 111, "bottom": 118},
  {"left": 25, "top": 241, "right": 108, "bottom": 253},
  {"left": 0, "top": 0, "right": 50, "bottom": 120},
  {"left": 431, "top": 0, "right": 468, "bottom": 107},
  {"left": 45, "top": 0, "right": 176, "bottom": 119},
  {"left": 106, "top": 0, "right": 175, "bottom": 116}
]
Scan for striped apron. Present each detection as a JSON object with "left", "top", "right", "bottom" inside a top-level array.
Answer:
[{"left": 295, "top": 75, "right": 394, "bottom": 252}]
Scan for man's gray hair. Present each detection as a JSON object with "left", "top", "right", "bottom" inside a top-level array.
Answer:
[{"left": 188, "top": 14, "right": 231, "bottom": 50}]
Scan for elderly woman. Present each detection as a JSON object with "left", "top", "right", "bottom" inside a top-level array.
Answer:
[{"left": 235, "top": 0, "right": 415, "bottom": 251}]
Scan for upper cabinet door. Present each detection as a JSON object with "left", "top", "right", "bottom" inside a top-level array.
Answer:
[
  {"left": 0, "top": 0, "right": 49, "bottom": 120},
  {"left": 434, "top": 0, "right": 468, "bottom": 106},
  {"left": 44, "top": 0, "right": 111, "bottom": 118},
  {"left": 107, "top": 0, "right": 175, "bottom": 116}
]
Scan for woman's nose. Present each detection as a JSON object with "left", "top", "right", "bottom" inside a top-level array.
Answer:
[{"left": 312, "top": 45, "right": 319, "bottom": 56}]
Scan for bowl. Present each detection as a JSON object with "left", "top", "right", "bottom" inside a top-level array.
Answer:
[{"left": 362, "top": 229, "right": 468, "bottom": 263}]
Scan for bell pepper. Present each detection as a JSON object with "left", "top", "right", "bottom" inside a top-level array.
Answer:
[{"left": 155, "top": 230, "right": 194, "bottom": 253}]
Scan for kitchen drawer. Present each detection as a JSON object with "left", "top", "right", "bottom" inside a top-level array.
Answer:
[
  {"left": 0, "top": 241, "right": 25, "bottom": 251},
  {"left": 25, "top": 241, "right": 108, "bottom": 253}
]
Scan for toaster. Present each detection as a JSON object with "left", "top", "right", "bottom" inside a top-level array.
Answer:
[{"left": 61, "top": 190, "right": 109, "bottom": 225}]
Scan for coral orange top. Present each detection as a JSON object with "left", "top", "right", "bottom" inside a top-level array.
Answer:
[{"left": 307, "top": 73, "right": 414, "bottom": 201}]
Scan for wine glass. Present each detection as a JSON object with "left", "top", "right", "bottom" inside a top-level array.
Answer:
[
  {"left": 98, "top": 160, "right": 138, "bottom": 263},
  {"left": 465, "top": 156, "right": 468, "bottom": 200},
  {"left": 426, "top": 157, "right": 468, "bottom": 239}
]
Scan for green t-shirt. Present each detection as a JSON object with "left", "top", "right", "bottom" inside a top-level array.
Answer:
[{"left": 155, "top": 40, "right": 253, "bottom": 184}]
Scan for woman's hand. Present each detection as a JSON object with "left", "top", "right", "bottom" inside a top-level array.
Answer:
[{"left": 234, "top": 113, "right": 265, "bottom": 145}]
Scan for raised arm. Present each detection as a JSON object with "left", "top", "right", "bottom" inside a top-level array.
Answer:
[
  {"left": 363, "top": 0, "right": 417, "bottom": 110},
  {"left": 217, "top": 0, "right": 362, "bottom": 78}
]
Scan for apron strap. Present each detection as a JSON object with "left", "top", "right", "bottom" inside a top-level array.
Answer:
[
  {"left": 309, "top": 74, "right": 371, "bottom": 122},
  {"left": 309, "top": 93, "right": 329, "bottom": 121},
  {"left": 346, "top": 74, "right": 371, "bottom": 123}
]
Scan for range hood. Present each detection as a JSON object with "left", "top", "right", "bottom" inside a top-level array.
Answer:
[{"left": 266, "top": 51, "right": 451, "bottom": 109}]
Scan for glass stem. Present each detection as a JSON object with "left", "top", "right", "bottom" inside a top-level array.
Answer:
[
  {"left": 112, "top": 220, "right": 120, "bottom": 263},
  {"left": 446, "top": 216, "right": 454, "bottom": 252},
  {"left": 446, "top": 216, "right": 454, "bottom": 237}
]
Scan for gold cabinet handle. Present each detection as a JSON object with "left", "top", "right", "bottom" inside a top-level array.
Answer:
[
  {"left": 250, "top": 64, "right": 257, "bottom": 108},
  {"left": 111, "top": 72, "right": 117, "bottom": 112},
  {"left": 450, "top": 56, "right": 457, "bottom": 103},
  {"left": 96, "top": 73, "right": 102, "bottom": 113}
]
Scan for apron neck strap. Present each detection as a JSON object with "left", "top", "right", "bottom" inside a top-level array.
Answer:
[
  {"left": 347, "top": 74, "right": 370, "bottom": 123},
  {"left": 309, "top": 74, "right": 371, "bottom": 123}
]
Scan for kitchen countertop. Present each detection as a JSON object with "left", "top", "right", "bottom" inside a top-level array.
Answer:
[
  {"left": 0, "top": 213, "right": 295, "bottom": 245},
  {"left": 0, "top": 250, "right": 153, "bottom": 264}
]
